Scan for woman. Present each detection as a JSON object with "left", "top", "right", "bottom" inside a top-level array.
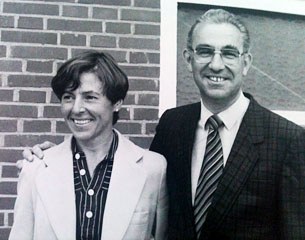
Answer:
[{"left": 9, "top": 51, "right": 168, "bottom": 240}]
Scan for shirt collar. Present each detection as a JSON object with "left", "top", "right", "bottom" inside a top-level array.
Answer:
[{"left": 200, "top": 92, "right": 250, "bottom": 130}]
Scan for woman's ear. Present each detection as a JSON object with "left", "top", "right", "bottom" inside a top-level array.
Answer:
[
  {"left": 183, "top": 49, "right": 193, "bottom": 72},
  {"left": 113, "top": 99, "right": 123, "bottom": 112}
]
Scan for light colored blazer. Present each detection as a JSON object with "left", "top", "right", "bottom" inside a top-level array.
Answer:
[{"left": 9, "top": 130, "right": 168, "bottom": 240}]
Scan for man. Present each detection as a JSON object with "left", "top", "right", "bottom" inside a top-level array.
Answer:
[
  {"left": 22, "top": 9, "right": 305, "bottom": 240},
  {"left": 11, "top": 51, "right": 168, "bottom": 240}
]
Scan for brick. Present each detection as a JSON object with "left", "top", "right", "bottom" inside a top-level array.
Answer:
[
  {"left": 0, "top": 149, "right": 23, "bottom": 163},
  {"left": 3, "top": 2, "right": 59, "bottom": 15},
  {"left": 43, "top": 105, "right": 62, "bottom": 118},
  {"left": 145, "top": 122, "right": 158, "bottom": 134},
  {"left": 121, "top": 9, "right": 160, "bottom": 22},
  {"left": 4, "top": 135, "right": 65, "bottom": 147},
  {"left": 0, "top": 213, "right": 4, "bottom": 226},
  {"left": 0, "top": 120, "right": 17, "bottom": 132},
  {"left": 0, "top": 105, "right": 38, "bottom": 118},
  {"left": 0, "top": 16, "right": 14, "bottom": 28},
  {"left": 90, "top": 35, "right": 116, "bottom": 48},
  {"left": 92, "top": 7, "right": 118, "bottom": 20},
  {"left": 11, "top": 46, "right": 67, "bottom": 60},
  {"left": 62, "top": 5, "right": 88, "bottom": 18},
  {"left": 135, "top": 24, "right": 160, "bottom": 36},
  {"left": 129, "top": 136, "right": 153, "bottom": 149},
  {"left": 0, "top": 182, "right": 17, "bottom": 195},
  {"left": 134, "top": 0, "right": 160, "bottom": 8},
  {"left": 105, "top": 22, "right": 131, "bottom": 34},
  {"left": 8, "top": 75, "right": 52, "bottom": 88},
  {"left": 18, "top": 16, "right": 43, "bottom": 29},
  {"left": 114, "top": 122, "right": 141, "bottom": 134},
  {"left": 51, "top": 92, "right": 60, "bottom": 103},
  {"left": 0, "top": 46, "right": 7, "bottom": 57},
  {"left": 138, "top": 93, "right": 159, "bottom": 106},
  {"left": 147, "top": 52, "right": 159, "bottom": 64},
  {"left": 2, "top": 31, "right": 57, "bottom": 45},
  {"left": 2, "top": 165, "right": 18, "bottom": 178},
  {"left": 119, "top": 37, "right": 159, "bottom": 50},
  {"left": 8, "top": 212, "right": 14, "bottom": 226},
  {"left": 19, "top": 90, "right": 46, "bottom": 103},
  {"left": 0, "top": 90, "right": 14, "bottom": 102},
  {"left": 48, "top": 19, "right": 103, "bottom": 33},
  {"left": 0, "top": 60, "right": 22, "bottom": 72},
  {"left": 118, "top": 107, "right": 130, "bottom": 120},
  {"left": 121, "top": 65, "right": 159, "bottom": 78},
  {"left": 56, "top": 121, "right": 70, "bottom": 133},
  {"left": 124, "top": 94, "right": 135, "bottom": 104},
  {"left": 27, "top": 60, "right": 53, "bottom": 73},
  {"left": 0, "top": 228, "right": 10, "bottom": 240},
  {"left": 130, "top": 52, "right": 148, "bottom": 64},
  {"left": 72, "top": 49, "right": 127, "bottom": 63},
  {"left": 24, "top": 120, "right": 51, "bottom": 132},
  {"left": 79, "top": 0, "right": 130, "bottom": 6},
  {"left": 61, "top": 33, "right": 86, "bottom": 46},
  {"left": 134, "top": 108, "right": 158, "bottom": 120},
  {"left": 0, "top": 197, "right": 15, "bottom": 209},
  {"left": 129, "top": 79, "right": 159, "bottom": 91}
]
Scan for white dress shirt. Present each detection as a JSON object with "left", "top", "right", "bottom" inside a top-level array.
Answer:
[{"left": 191, "top": 92, "right": 250, "bottom": 204}]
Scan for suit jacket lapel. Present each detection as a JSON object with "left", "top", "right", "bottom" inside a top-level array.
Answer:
[
  {"left": 102, "top": 131, "right": 146, "bottom": 240},
  {"left": 202, "top": 96, "right": 265, "bottom": 233},
  {"left": 35, "top": 137, "right": 76, "bottom": 240},
  {"left": 176, "top": 103, "right": 201, "bottom": 232}
]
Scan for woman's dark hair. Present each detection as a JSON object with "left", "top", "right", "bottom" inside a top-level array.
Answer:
[{"left": 51, "top": 51, "right": 129, "bottom": 124}]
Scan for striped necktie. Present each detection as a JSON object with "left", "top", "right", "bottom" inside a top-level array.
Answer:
[{"left": 194, "top": 115, "right": 223, "bottom": 239}]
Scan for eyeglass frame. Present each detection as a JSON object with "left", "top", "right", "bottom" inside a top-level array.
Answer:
[{"left": 189, "top": 45, "right": 247, "bottom": 65}]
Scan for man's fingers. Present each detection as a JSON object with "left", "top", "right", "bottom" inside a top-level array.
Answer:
[
  {"left": 16, "top": 159, "right": 24, "bottom": 171},
  {"left": 32, "top": 144, "right": 45, "bottom": 159},
  {"left": 22, "top": 147, "right": 34, "bottom": 162},
  {"left": 39, "top": 141, "right": 56, "bottom": 150}
]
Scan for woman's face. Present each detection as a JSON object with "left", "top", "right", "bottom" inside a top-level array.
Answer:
[{"left": 60, "top": 72, "right": 121, "bottom": 144}]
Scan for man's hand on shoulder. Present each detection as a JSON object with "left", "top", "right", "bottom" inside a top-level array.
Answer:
[{"left": 16, "top": 141, "right": 57, "bottom": 171}]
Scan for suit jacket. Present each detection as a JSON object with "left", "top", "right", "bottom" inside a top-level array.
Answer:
[
  {"left": 10, "top": 130, "right": 168, "bottom": 240},
  {"left": 150, "top": 93, "right": 305, "bottom": 240}
]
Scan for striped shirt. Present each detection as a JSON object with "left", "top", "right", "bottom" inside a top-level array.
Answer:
[{"left": 72, "top": 131, "right": 118, "bottom": 240}]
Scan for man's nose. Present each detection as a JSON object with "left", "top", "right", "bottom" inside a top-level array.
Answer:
[{"left": 208, "top": 52, "right": 225, "bottom": 71}]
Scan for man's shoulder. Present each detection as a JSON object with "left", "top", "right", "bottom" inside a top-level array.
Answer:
[{"left": 160, "top": 102, "right": 200, "bottom": 120}]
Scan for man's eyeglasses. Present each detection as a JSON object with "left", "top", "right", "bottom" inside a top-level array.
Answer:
[{"left": 190, "top": 46, "right": 245, "bottom": 65}]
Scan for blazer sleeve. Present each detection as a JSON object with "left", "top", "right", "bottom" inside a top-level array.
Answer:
[
  {"left": 9, "top": 160, "right": 42, "bottom": 240},
  {"left": 279, "top": 129, "right": 305, "bottom": 239},
  {"left": 153, "top": 156, "right": 168, "bottom": 240}
]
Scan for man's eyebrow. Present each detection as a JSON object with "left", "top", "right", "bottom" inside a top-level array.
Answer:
[
  {"left": 222, "top": 45, "right": 239, "bottom": 51},
  {"left": 195, "top": 44, "right": 213, "bottom": 49}
]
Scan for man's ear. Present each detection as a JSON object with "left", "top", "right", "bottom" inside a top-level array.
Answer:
[
  {"left": 113, "top": 99, "right": 123, "bottom": 112},
  {"left": 242, "top": 52, "right": 253, "bottom": 76},
  {"left": 183, "top": 49, "right": 193, "bottom": 72}
]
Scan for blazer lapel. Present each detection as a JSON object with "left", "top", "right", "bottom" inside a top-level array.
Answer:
[
  {"left": 175, "top": 103, "right": 201, "bottom": 234},
  {"left": 35, "top": 137, "right": 76, "bottom": 240},
  {"left": 202, "top": 96, "right": 265, "bottom": 233},
  {"left": 102, "top": 131, "right": 146, "bottom": 240}
]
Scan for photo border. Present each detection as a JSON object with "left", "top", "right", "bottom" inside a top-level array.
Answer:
[{"left": 160, "top": 0, "right": 305, "bottom": 126}]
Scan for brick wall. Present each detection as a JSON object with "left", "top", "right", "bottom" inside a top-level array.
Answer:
[{"left": 0, "top": 0, "right": 160, "bottom": 238}]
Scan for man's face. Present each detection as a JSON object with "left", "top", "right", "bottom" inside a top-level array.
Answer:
[
  {"left": 184, "top": 22, "right": 252, "bottom": 110},
  {"left": 60, "top": 72, "right": 121, "bottom": 144}
]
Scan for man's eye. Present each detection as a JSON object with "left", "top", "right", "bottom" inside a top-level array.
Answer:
[
  {"left": 222, "top": 49, "right": 239, "bottom": 59},
  {"left": 196, "top": 48, "right": 214, "bottom": 57}
]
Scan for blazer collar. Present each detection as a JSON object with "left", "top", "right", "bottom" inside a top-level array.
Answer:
[
  {"left": 35, "top": 136, "right": 76, "bottom": 240},
  {"left": 101, "top": 130, "right": 147, "bottom": 240},
  {"left": 202, "top": 94, "right": 265, "bottom": 234}
]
